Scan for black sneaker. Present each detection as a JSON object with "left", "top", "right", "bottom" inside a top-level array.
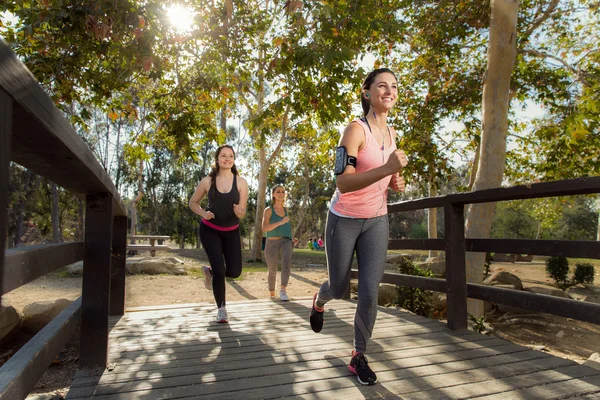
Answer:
[
  {"left": 309, "top": 293, "right": 324, "bottom": 333},
  {"left": 348, "top": 351, "right": 377, "bottom": 385}
]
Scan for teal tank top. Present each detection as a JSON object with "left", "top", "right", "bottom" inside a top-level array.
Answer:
[{"left": 266, "top": 205, "right": 292, "bottom": 239}]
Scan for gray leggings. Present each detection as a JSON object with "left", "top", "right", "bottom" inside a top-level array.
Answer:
[
  {"left": 316, "top": 211, "right": 388, "bottom": 354},
  {"left": 265, "top": 238, "right": 293, "bottom": 291}
]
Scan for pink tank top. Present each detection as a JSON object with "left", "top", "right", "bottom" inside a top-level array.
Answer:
[{"left": 330, "top": 118, "right": 396, "bottom": 218}]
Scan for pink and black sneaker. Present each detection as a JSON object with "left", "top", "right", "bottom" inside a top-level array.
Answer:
[{"left": 348, "top": 351, "right": 377, "bottom": 385}]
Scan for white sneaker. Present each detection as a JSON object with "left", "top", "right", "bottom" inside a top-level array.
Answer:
[
  {"left": 279, "top": 290, "right": 289, "bottom": 301},
  {"left": 216, "top": 306, "right": 228, "bottom": 323},
  {"left": 202, "top": 266, "right": 212, "bottom": 290}
]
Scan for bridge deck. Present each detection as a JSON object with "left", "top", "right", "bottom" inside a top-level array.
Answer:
[{"left": 67, "top": 298, "right": 600, "bottom": 399}]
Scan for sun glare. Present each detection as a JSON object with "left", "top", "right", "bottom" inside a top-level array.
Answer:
[{"left": 167, "top": 5, "right": 195, "bottom": 33}]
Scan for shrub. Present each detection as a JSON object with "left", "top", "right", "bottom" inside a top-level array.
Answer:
[
  {"left": 545, "top": 256, "right": 596, "bottom": 290},
  {"left": 545, "top": 256, "right": 570, "bottom": 289},
  {"left": 574, "top": 263, "right": 595, "bottom": 285},
  {"left": 395, "top": 261, "right": 434, "bottom": 317},
  {"left": 468, "top": 314, "right": 487, "bottom": 334}
]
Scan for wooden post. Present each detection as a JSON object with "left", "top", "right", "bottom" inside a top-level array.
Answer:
[
  {"left": 80, "top": 192, "right": 113, "bottom": 371},
  {"left": 0, "top": 89, "right": 12, "bottom": 292},
  {"left": 150, "top": 238, "right": 156, "bottom": 257},
  {"left": 110, "top": 216, "right": 127, "bottom": 315},
  {"left": 444, "top": 202, "right": 468, "bottom": 331}
]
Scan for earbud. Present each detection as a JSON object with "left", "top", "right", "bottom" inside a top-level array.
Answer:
[{"left": 365, "top": 93, "right": 370, "bottom": 98}]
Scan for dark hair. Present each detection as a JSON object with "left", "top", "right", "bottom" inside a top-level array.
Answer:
[
  {"left": 360, "top": 68, "right": 398, "bottom": 117},
  {"left": 208, "top": 145, "right": 238, "bottom": 200}
]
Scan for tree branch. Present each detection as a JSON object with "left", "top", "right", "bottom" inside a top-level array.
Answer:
[
  {"left": 521, "top": 0, "right": 560, "bottom": 42},
  {"left": 519, "top": 48, "right": 591, "bottom": 86}
]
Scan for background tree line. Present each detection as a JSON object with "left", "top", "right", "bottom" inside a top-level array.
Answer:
[{"left": 2, "top": 0, "right": 599, "bottom": 312}]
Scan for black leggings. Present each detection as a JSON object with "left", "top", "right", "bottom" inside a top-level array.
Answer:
[{"left": 199, "top": 222, "right": 242, "bottom": 307}]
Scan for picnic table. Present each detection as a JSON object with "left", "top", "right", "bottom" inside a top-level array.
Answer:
[{"left": 127, "top": 235, "right": 170, "bottom": 257}]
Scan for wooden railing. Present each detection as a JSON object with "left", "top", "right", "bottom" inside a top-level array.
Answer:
[
  {"left": 351, "top": 176, "right": 600, "bottom": 331},
  {"left": 0, "top": 39, "right": 127, "bottom": 399}
]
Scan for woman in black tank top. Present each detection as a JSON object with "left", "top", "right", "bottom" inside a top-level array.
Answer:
[{"left": 189, "top": 145, "right": 249, "bottom": 323}]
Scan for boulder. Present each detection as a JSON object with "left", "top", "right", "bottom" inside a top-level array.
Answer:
[
  {"left": 492, "top": 253, "right": 516, "bottom": 263},
  {"left": 430, "top": 292, "right": 447, "bottom": 311},
  {"left": 67, "top": 260, "right": 84, "bottom": 275},
  {"left": 378, "top": 284, "right": 397, "bottom": 306},
  {"left": 386, "top": 253, "right": 405, "bottom": 264},
  {"left": 0, "top": 305, "right": 23, "bottom": 344},
  {"left": 524, "top": 286, "right": 572, "bottom": 299},
  {"left": 483, "top": 271, "right": 524, "bottom": 290},
  {"left": 516, "top": 254, "right": 533, "bottom": 262},
  {"left": 126, "top": 258, "right": 186, "bottom": 275},
  {"left": 22, "top": 299, "right": 72, "bottom": 332}
]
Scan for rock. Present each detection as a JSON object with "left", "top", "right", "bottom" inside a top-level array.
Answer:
[
  {"left": 166, "top": 257, "right": 184, "bottom": 265},
  {"left": 483, "top": 271, "right": 523, "bottom": 290},
  {"left": 524, "top": 286, "right": 572, "bottom": 299},
  {"left": 493, "top": 253, "right": 517, "bottom": 262},
  {"left": 378, "top": 284, "right": 397, "bottom": 306},
  {"left": 22, "top": 299, "right": 72, "bottom": 333},
  {"left": 556, "top": 330, "right": 565, "bottom": 338},
  {"left": 350, "top": 281, "right": 358, "bottom": 294},
  {"left": 67, "top": 260, "right": 84, "bottom": 275},
  {"left": 516, "top": 254, "right": 533, "bottom": 262},
  {"left": 0, "top": 305, "right": 23, "bottom": 344},
  {"left": 126, "top": 258, "right": 186, "bottom": 275},
  {"left": 583, "top": 353, "right": 600, "bottom": 371},
  {"left": 425, "top": 256, "right": 443, "bottom": 263},
  {"left": 430, "top": 292, "right": 447, "bottom": 311}
]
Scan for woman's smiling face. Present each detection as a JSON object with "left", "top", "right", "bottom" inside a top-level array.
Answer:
[{"left": 365, "top": 72, "right": 398, "bottom": 111}]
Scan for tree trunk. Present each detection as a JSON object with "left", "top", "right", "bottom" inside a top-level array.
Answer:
[
  {"left": 51, "top": 183, "right": 63, "bottom": 242},
  {"left": 130, "top": 162, "right": 144, "bottom": 243},
  {"left": 250, "top": 146, "right": 268, "bottom": 260},
  {"left": 464, "top": 0, "right": 518, "bottom": 316},
  {"left": 428, "top": 183, "right": 438, "bottom": 259},
  {"left": 14, "top": 169, "right": 32, "bottom": 247},
  {"left": 293, "top": 153, "right": 311, "bottom": 239}
]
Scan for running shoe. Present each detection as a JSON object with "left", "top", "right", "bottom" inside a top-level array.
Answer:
[
  {"left": 348, "top": 351, "right": 377, "bottom": 385},
  {"left": 309, "top": 293, "right": 324, "bottom": 332},
  {"left": 279, "top": 290, "right": 289, "bottom": 301},
  {"left": 202, "top": 265, "right": 212, "bottom": 290},
  {"left": 216, "top": 306, "right": 228, "bottom": 323}
]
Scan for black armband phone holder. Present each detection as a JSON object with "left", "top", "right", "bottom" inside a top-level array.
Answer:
[{"left": 334, "top": 146, "right": 357, "bottom": 175}]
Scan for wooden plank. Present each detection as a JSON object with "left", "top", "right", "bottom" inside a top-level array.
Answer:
[
  {"left": 388, "top": 238, "right": 445, "bottom": 250},
  {"left": 110, "top": 216, "right": 127, "bottom": 316},
  {"left": 79, "top": 193, "right": 113, "bottom": 370},
  {"left": 0, "top": 87, "right": 12, "bottom": 295},
  {"left": 466, "top": 367, "right": 600, "bottom": 399},
  {"left": 3, "top": 242, "right": 83, "bottom": 295},
  {"left": 388, "top": 237, "right": 600, "bottom": 259},
  {"left": 0, "top": 40, "right": 126, "bottom": 217},
  {"left": 127, "top": 235, "right": 170, "bottom": 240},
  {"left": 445, "top": 203, "right": 467, "bottom": 331},
  {"left": 370, "top": 271, "right": 447, "bottom": 293},
  {"left": 126, "top": 244, "right": 169, "bottom": 250},
  {"left": 388, "top": 176, "right": 600, "bottom": 213},
  {"left": 0, "top": 297, "right": 81, "bottom": 399},
  {"left": 467, "top": 283, "right": 600, "bottom": 325},
  {"left": 467, "top": 238, "right": 600, "bottom": 259}
]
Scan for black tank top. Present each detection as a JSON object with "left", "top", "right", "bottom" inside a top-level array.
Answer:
[{"left": 206, "top": 176, "right": 240, "bottom": 227}]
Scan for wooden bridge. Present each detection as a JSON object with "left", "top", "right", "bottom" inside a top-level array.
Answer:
[
  {"left": 65, "top": 299, "right": 600, "bottom": 399},
  {"left": 2, "top": 36, "right": 600, "bottom": 400}
]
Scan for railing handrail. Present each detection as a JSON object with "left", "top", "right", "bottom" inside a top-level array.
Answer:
[
  {"left": 384, "top": 175, "right": 600, "bottom": 331},
  {"left": 389, "top": 176, "right": 600, "bottom": 213},
  {"left": 0, "top": 39, "right": 126, "bottom": 216}
]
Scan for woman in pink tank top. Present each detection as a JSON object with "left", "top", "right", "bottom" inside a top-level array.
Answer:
[{"left": 310, "top": 68, "right": 408, "bottom": 386}]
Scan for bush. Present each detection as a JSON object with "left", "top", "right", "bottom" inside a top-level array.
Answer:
[
  {"left": 396, "top": 261, "right": 434, "bottom": 317},
  {"left": 545, "top": 256, "right": 570, "bottom": 289},
  {"left": 574, "top": 263, "right": 595, "bottom": 285},
  {"left": 545, "top": 256, "right": 596, "bottom": 290}
]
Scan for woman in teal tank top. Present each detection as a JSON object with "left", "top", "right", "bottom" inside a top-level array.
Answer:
[{"left": 261, "top": 184, "right": 298, "bottom": 300}]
